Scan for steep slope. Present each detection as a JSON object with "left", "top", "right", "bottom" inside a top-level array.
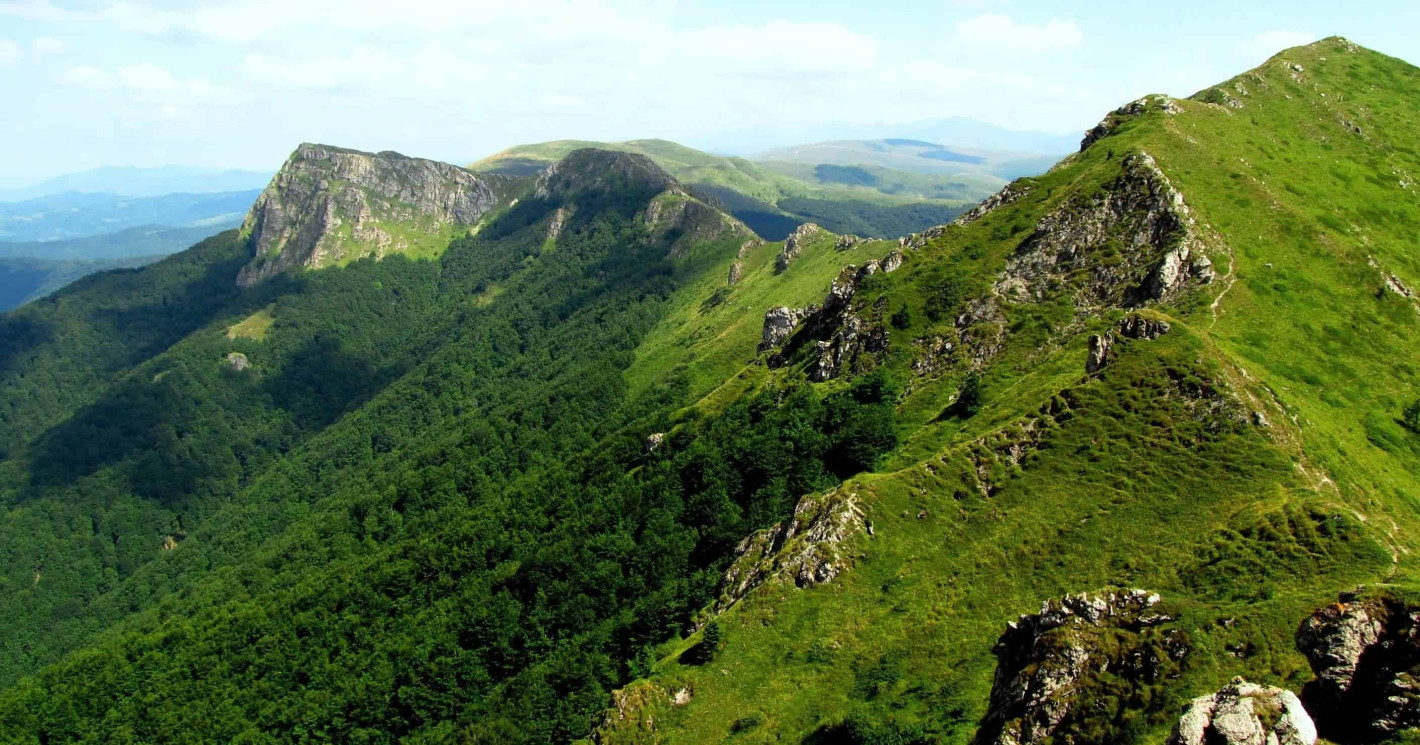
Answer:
[
  {"left": 2, "top": 35, "right": 1419, "bottom": 745},
  {"left": 586, "top": 37, "right": 1420, "bottom": 744},
  {"left": 237, "top": 143, "right": 519, "bottom": 285},
  {"left": 472, "top": 138, "right": 972, "bottom": 240},
  {"left": 0, "top": 144, "right": 898, "bottom": 742}
]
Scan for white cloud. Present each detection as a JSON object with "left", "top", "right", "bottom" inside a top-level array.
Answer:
[
  {"left": 32, "top": 35, "right": 66, "bottom": 55},
  {"left": 1244, "top": 30, "right": 1318, "bottom": 58},
  {"left": 955, "top": 14, "right": 1084, "bottom": 54},
  {"left": 0, "top": 38, "right": 20, "bottom": 65},
  {"left": 57, "top": 62, "right": 243, "bottom": 105},
  {"left": 57, "top": 64, "right": 117, "bottom": 88}
]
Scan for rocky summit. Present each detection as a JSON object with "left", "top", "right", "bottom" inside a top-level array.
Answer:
[{"left": 236, "top": 143, "right": 513, "bottom": 286}]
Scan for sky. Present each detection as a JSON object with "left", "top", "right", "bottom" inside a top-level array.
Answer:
[{"left": 1, "top": 0, "right": 1418, "bottom": 186}]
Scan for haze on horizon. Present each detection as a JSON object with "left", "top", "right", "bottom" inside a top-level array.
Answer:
[{"left": 1, "top": 0, "right": 1418, "bottom": 187}]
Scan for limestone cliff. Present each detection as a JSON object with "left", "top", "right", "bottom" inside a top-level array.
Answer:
[{"left": 236, "top": 143, "right": 513, "bottom": 286}]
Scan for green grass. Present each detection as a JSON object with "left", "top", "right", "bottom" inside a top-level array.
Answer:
[
  {"left": 593, "top": 37, "right": 1420, "bottom": 743},
  {"left": 225, "top": 306, "right": 274, "bottom": 340}
]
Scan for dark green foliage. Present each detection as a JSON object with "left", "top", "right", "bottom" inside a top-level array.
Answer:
[
  {"left": 804, "top": 713, "right": 934, "bottom": 745},
  {"left": 955, "top": 373, "right": 983, "bottom": 418},
  {"left": 890, "top": 305, "right": 912, "bottom": 329},
  {"left": 778, "top": 197, "right": 965, "bottom": 240},
  {"left": 0, "top": 177, "right": 901, "bottom": 744},
  {"left": 1404, "top": 398, "right": 1420, "bottom": 433}
]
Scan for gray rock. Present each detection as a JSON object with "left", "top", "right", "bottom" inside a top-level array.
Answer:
[
  {"left": 1086, "top": 333, "right": 1113, "bottom": 373},
  {"left": 834, "top": 234, "right": 865, "bottom": 251},
  {"left": 737, "top": 238, "right": 764, "bottom": 259},
  {"left": 994, "top": 152, "right": 1203, "bottom": 308},
  {"left": 1118, "top": 314, "right": 1171, "bottom": 340},
  {"left": 776, "top": 223, "right": 825, "bottom": 272},
  {"left": 1168, "top": 678, "right": 1316, "bottom": 745},
  {"left": 881, "top": 248, "right": 904, "bottom": 273},
  {"left": 728, "top": 260, "right": 744, "bottom": 286},
  {"left": 954, "top": 181, "right": 1032, "bottom": 227},
  {"left": 978, "top": 590, "right": 1186, "bottom": 745},
  {"left": 1297, "top": 591, "right": 1420, "bottom": 739},
  {"left": 645, "top": 433, "right": 664, "bottom": 453},
  {"left": 714, "top": 489, "right": 866, "bottom": 613},
  {"left": 238, "top": 143, "right": 511, "bottom": 286},
  {"left": 225, "top": 352, "right": 250, "bottom": 371},
  {"left": 759, "top": 306, "right": 810, "bottom": 352}
]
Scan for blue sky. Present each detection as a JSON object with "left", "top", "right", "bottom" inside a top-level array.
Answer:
[{"left": 0, "top": 0, "right": 1416, "bottom": 186}]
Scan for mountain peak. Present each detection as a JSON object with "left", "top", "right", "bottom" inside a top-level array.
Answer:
[
  {"left": 236, "top": 143, "right": 511, "bottom": 286},
  {"left": 533, "top": 148, "right": 677, "bottom": 200}
]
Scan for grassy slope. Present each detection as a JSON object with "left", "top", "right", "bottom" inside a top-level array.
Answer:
[
  {"left": 472, "top": 139, "right": 976, "bottom": 238},
  {"left": 593, "top": 38, "right": 1420, "bottom": 744}
]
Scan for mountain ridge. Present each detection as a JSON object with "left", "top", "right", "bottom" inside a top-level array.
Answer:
[{"left": 0, "top": 35, "right": 1418, "bottom": 745}]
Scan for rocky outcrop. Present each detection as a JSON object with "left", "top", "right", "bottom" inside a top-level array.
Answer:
[
  {"left": 546, "top": 205, "right": 573, "bottom": 240},
  {"left": 881, "top": 248, "right": 904, "bottom": 273},
  {"left": 237, "top": 143, "right": 510, "bottom": 286},
  {"left": 1296, "top": 590, "right": 1420, "bottom": 741},
  {"left": 728, "top": 260, "right": 744, "bottom": 286},
  {"left": 776, "top": 223, "right": 825, "bottom": 272},
  {"left": 955, "top": 181, "right": 1032, "bottom": 227},
  {"left": 737, "top": 238, "right": 763, "bottom": 259},
  {"left": 1118, "top": 313, "right": 1171, "bottom": 340},
  {"left": 1080, "top": 96, "right": 1182, "bottom": 152},
  {"left": 759, "top": 306, "right": 812, "bottom": 353},
  {"left": 835, "top": 234, "right": 865, "bottom": 251},
  {"left": 1169, "top": 678, "right": 1316, "bottom": 745},
  {"left": 995, "top": 152, "right": 1208, "bottom": 309},
  {"left": 225, "top": 352, "right": 250, "bottom": 371},
  {"left": 714, "top": 488, "right": 865, "bottom": 613},
  {"left": 644, "top": 191, "right": 754, "bottom": 257},
  {"left": 977, "top": 590, "right": 1188, "bottom": 745},
  {"left": 1086, "top": 334, "right": 1112, "bottom": 373}
]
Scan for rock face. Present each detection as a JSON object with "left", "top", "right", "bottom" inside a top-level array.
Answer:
[
  {"left": 1296, "top": 591, "right": 1420, "bottom": 740},
  {"left": 955, "top": 181, "right": 1032, "bottom": 228},
  {"left": 225, "top": 352, "right": 250, "bottom": 371},
  {"left": 1169, "top": 678, "right": 1317, "bottom": 745},
  {"left": 1118, "top": 313, "right": 1172, "bottom": 340},
  {"left": 643, "top": 190, "right": 754, "bottom": 257},
  {"left": 776, "top": 223, "right": 825, "bottom": 272},
  {"left": 995, "top": 152, "right": 1206, "bottom": 308},
  {"left": 759, "top": 306, "right": 812, "bottom": 353},
  {"left": 758, "top": 246, "right": 901, "bottom": 377},
  {"left": 714, "top": 488, "right": 865, "bottom": 613},
  {"left": 1086, "top": 333, "right": 1113, "bottom": 373},
  {"left": 237, "top": 143, "right": 510, "bottom": 286},
  {"left": 977, "top": 590, "right": 1188, "bottom": 745}
]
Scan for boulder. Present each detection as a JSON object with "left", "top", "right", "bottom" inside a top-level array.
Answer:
[
  {"left": 1118, "top": 313, "right": 1171, "bottom": 340},
  {"left": 225, "top": 352, "right": 250, "bottom": 371},
  {"left": 1168, "top": 678, "right": 1316, "bottom": 745}
]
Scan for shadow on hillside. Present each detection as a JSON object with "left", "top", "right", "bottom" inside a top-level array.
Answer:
[
  {"left": 25, "top": 333, "right": 382, "bottom": 509},
  {"left": 0, "top": 314, "right": 51, "bottom": 377}
]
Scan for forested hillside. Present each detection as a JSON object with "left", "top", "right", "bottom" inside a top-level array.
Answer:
[{"left": 0, "top": 36, "right": 1418, "bottom": 745}]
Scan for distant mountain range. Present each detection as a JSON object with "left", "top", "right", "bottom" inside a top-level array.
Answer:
[
  {"left": 0, "top": 190, "right": 258, "bottom": 243},
  {"left": 697, "top": 116, "right": 1081, "bottom": 158},
  {"left": 0, "top": 166, "right": 272, "bottom": 202}
]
